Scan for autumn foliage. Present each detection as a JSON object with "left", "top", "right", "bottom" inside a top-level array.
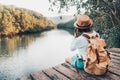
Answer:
[{"left": 0, "top": 4, "right": 55, "bottom": 37}]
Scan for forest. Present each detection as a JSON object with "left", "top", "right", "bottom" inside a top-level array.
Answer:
[
  {"left": 0, "top": 4, "right": 55, "bottom": 37},
  {"left": 49, "top": 0, "right": 120, "bottom": 48}
]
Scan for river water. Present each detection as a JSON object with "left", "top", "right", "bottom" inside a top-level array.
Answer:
[{"left": 0, "top": 29, "right": 76, "bottom": 80}]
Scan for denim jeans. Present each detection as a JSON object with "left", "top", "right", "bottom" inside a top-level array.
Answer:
[{"left": 70, "top": 54, "right": 84, "bottom": 69}]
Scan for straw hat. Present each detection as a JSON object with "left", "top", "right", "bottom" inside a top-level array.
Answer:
[{"left": 74, "top": 15, "right": 93, "bottom": 29}]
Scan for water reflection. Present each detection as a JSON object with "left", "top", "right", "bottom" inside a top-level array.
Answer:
[
  {"left": 0, "top": 33, "right": 42, "bottom": 57},
  {"left": 0, "top": 29, "right": 75, "bottom": 80}
]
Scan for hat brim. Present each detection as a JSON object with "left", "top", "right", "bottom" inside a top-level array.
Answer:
[{"left": 74, "top": 19, "right": 93, "bottom": 29}]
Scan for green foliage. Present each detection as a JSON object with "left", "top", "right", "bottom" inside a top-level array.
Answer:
[
  {"left": 57, "top": 19, "right": 75, "bottom": 29},
  {"left": 49, "top": 0, "right": 120, "bottom": 48},
  {"left": 0, "top": 4, "right": 55, "bottom": 37}
]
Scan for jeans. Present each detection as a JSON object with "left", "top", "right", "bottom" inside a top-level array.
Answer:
[{"left": 70, "top": 54, "right": 84, "bottom": 69}]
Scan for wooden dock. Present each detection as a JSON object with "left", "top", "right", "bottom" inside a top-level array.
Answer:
[{"left": 19, "top": 50, "right": 120, "bottom": 80}]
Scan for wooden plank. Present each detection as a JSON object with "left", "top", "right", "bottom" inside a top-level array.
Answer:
[
  {"left": 61, "top": 63, "right": 87, "bottom": 79},
  {"left": 64, "top": 63, "right": 120, "bottom": 80},
  {"left": 53, "top": 64, "right": 84, "bottom": 80},
  {"left": 111, "top": 58, "right": 120, "bottom": 64},
  {"left": 110, "top": 52, "right": 120, "bottom": 57},
  {"left": 105, "top": 72, "right": 120, "bottom": 80},
  {"left": 109, "top": 51, "right": 120, "bottom": 66},
  {"left": 110, "top": 62, "right": 120, "bottom": 70},
  {"left": 31, "top": 71, "right": 51, "bottom": 80},
  {"left": 110, "top": 54, "right": 120, "bottom": 61},
  {"left": 93, "top": 74, "right": 113, "bottom": 80},
  {"left": 62, "top": 63, "right": 111, "bottom": 80},
  {"left": 43, "top": 68, "right": 70, "bottom": 80},
  {"left": 62, "top": 63, "right": 98, "bottom": 80},
  {"left": 109, "top": 67, "right": 120, "bottom": 76},
  {"left": 109, "top": 48, "right": 120, "bottom": 53},
  {"left": 61, "top": 63, "right": 77, "bottom": 72},
  {"left": 18, "top": 75, "right": 32, "bottom": 80}
]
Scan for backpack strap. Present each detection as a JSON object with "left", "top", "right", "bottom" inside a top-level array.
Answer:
[
  {"left": 82, "top": 34, "right": 90, "bottom": 39},
  {"left": 82, "top": 34, "right": 91, "bottom": 43},
  {"left": 95, "top": 49, "right": 100, "bottom": 64},
  {"left": 82, "top": 33, "right": 99, "bottom": 39},
  {"left": 106, "top": 50, "right": 111, "bottom": 60},
  {"left": 105, "top": 65, "right": 109, "bottom": 74}
]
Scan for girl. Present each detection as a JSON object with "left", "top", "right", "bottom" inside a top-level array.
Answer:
[{"left": 65, "top": 15, "right": 100, "bottom": 69}]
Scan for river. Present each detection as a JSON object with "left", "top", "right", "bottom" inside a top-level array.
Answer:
[{"left": 0, "top": 29, "right": 76, "bottom": 80}]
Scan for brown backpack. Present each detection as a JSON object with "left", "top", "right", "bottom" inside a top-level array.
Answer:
[{"left": 82, "top": 34, "right": 111, "bottom": 75}]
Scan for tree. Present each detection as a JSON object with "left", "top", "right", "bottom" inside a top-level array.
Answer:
[
  {"left": 0, "top": 4, "right": 55, "bottom": 37},
  {"left": 49, "top": 0, "right": 120, "bottom": 48},
  {"left": 49, "top": 0, "right": 120, "bottom": 26}
]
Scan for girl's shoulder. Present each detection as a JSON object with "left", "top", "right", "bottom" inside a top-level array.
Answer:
[
  {"left": 77, "top": 34, "right": 88, "bottom": 42},
  {"left": 82, "top": 30, "right": 100, "bottom": 37}
]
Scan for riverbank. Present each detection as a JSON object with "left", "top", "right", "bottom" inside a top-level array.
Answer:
[{"left": 0, "top": 27, "right": 55, "bottom": 38}]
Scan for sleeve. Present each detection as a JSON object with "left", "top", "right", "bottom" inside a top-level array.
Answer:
[
  {"left": 70, "top": 35, "right": 89, "bottom": 51},
  {"left": 70, "top": 38, "right": 78, "bottom": 51},
  {"left": 70, "top": 36, "right": 83, "bottom": 51}
]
